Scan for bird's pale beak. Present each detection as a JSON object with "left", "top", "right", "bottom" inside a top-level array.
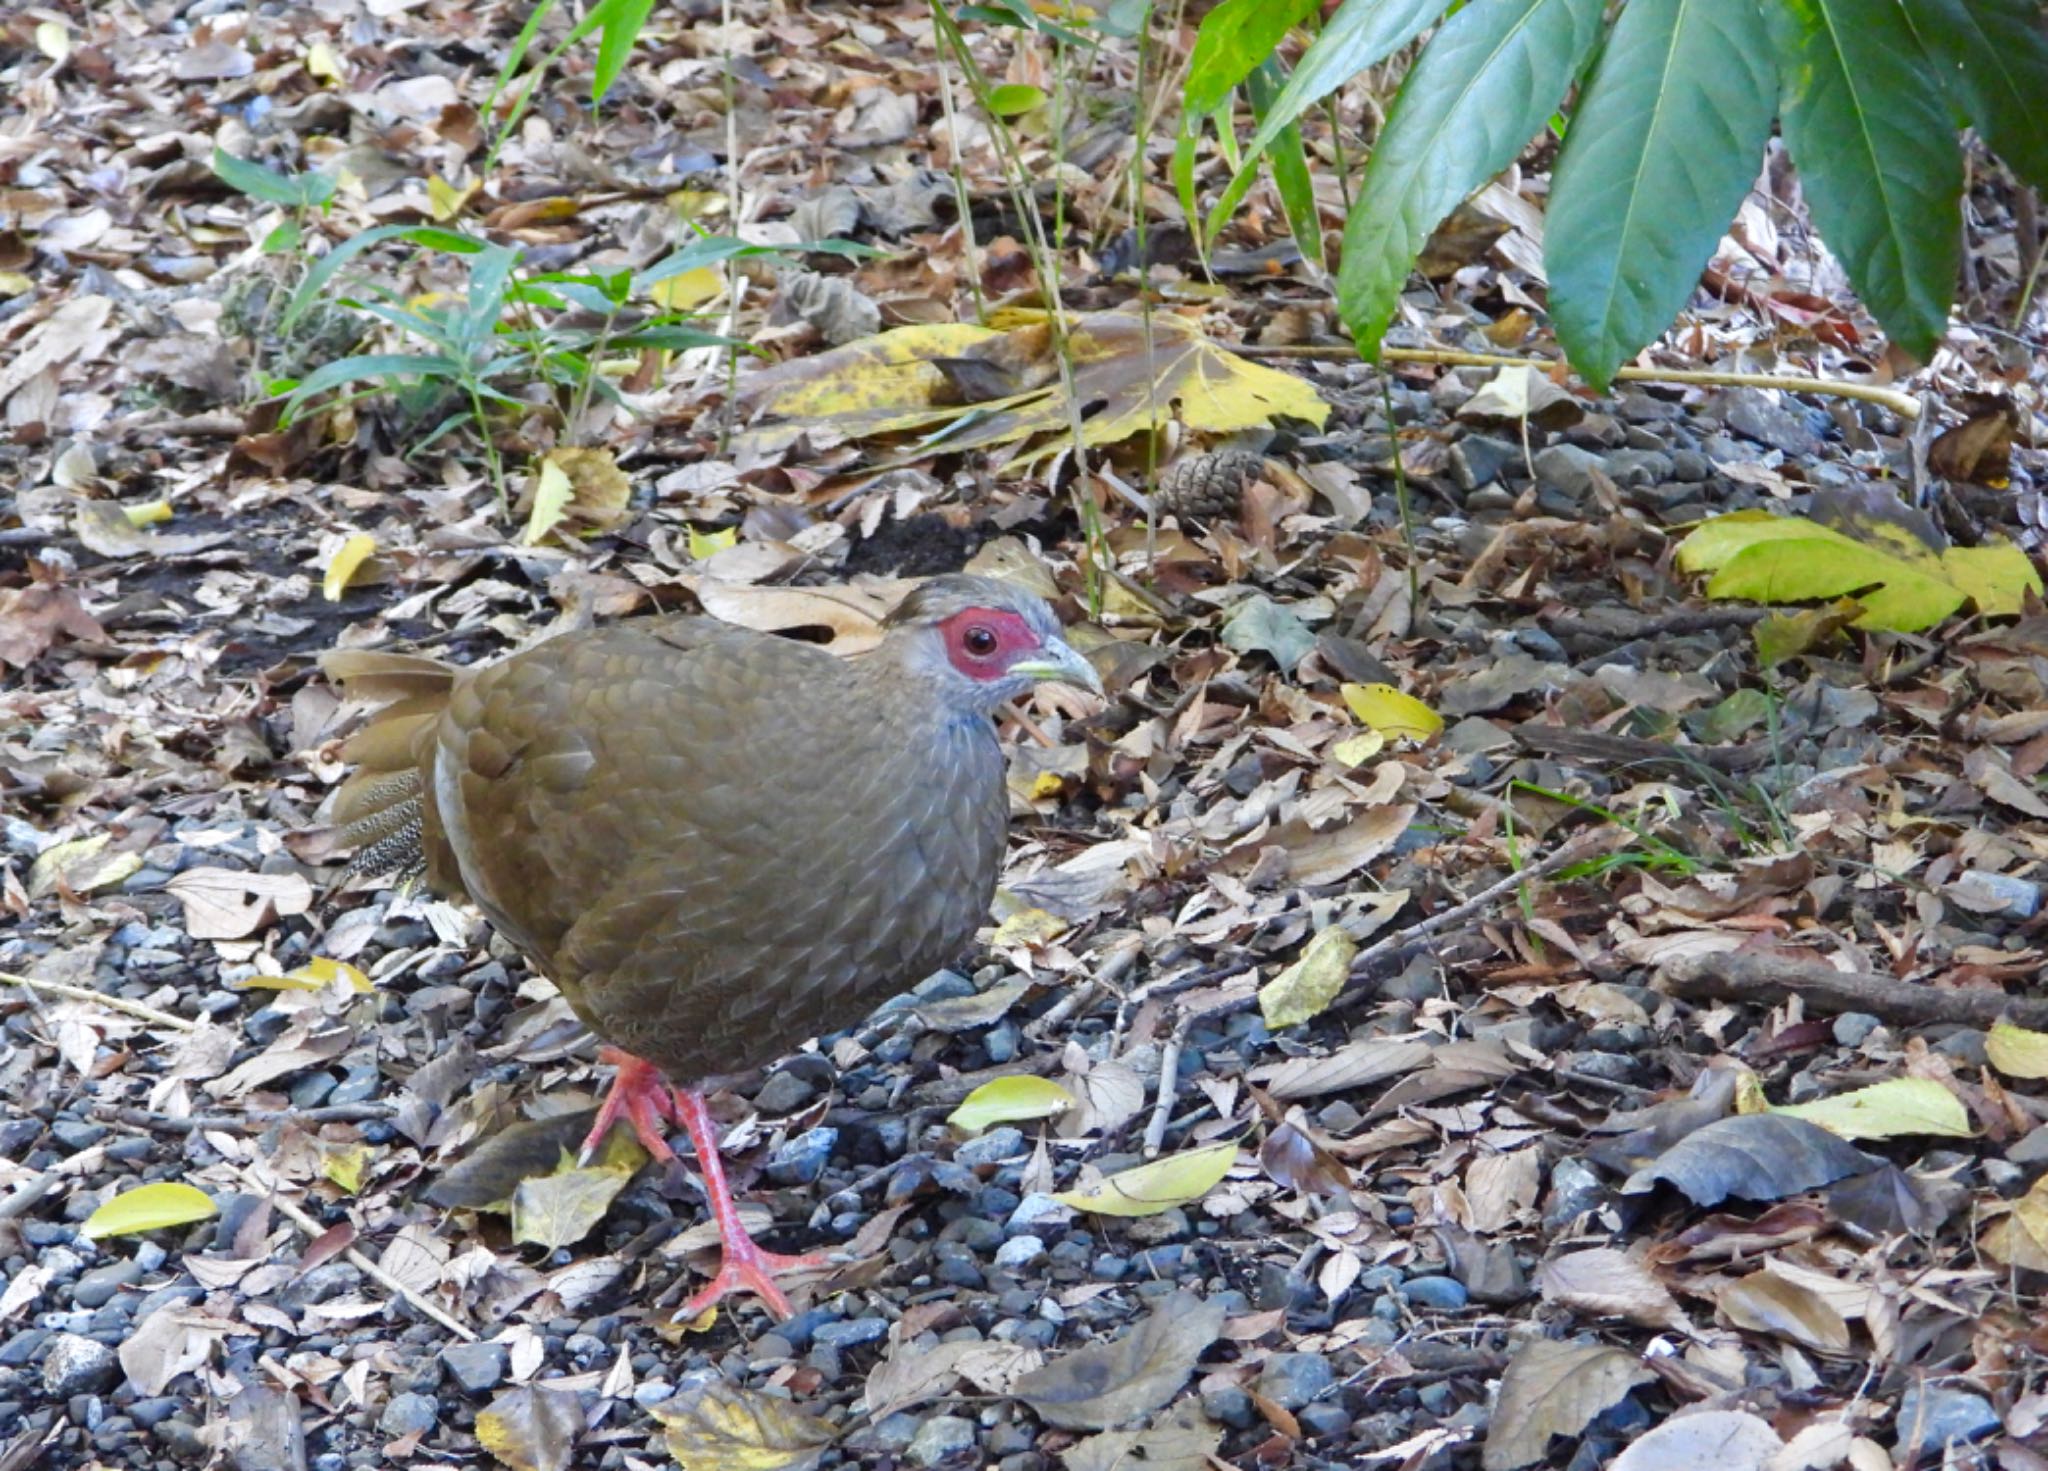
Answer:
[{"left": 1012, "top": 635, "right": 1104, "bottom": 697}]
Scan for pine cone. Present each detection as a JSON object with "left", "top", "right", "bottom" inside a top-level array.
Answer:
[{"left": 1154, "top": 450, "right": 1268, "bottom": 520}]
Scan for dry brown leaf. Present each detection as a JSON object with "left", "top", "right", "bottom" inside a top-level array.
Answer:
[
  {"left": 1015, "top": 1291, "right": 1226, "bottom": 1431},
  {"left": 166, "top": 868, "right": 313, "bottom": 940},
  {"left": 1483, "top": 1338, "right": 1653, "bottom": 1471},
  {"left": 1534, "top": 1249, "right": 1688, "bottom": 1332}
]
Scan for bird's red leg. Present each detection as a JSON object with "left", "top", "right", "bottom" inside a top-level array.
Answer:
[
  {"left": 672, "top": 1087, "right": 829, "bottom": 1320},
  {"left": 578, "top": 1047, "right": 680, "bottom": 1164}
]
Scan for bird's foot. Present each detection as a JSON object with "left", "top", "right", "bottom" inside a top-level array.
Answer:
[
  {"left": 579, "top": 1047, "right": 679, "bottom": 1165},
  {"left": 677, "top": 1236, "right": 832, "bottom": 1321}
]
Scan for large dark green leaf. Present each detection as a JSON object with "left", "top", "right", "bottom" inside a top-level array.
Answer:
[
  {"left": 1548, "top": 0, "right": 1777, "bottom": 388},
  {"left": 1900, "top": 0, "right": 2048, "bottom": 193},
  {"left": 1182, "top": 0, "right": 1319, "bottom": 116},
  {"left": 1337, "top": 0, "right": 1606, "bottom": 358},
  {"left": 1767, "top": 0, "right": 1960, "bottom": 361},
  {"left": 1206, "top": 0, "right": 1449, "bottom": 244}
]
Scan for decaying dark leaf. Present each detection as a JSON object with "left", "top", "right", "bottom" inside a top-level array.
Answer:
[
  {"left": 475, "top": 1384, "right": 585, "bottom": 1471},
  {"left": 1621, "top": 1113, "right": 1877, "bottom": 1207},
  {"left": 423, "top": 1110, "right": 603, "bottom": 1210},
  {"left": 1015, "top": 1290, "right": 1226, "bottom": 1431},
  {"left": 1062, "top": 1399, "right": 1221, "bottom": 1471}
]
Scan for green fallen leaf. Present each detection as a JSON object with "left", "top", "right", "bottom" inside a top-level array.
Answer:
[
  {"left": 1676, "top": 509, "right": 2042, "bottom": 632},
  {"left": 1258, "top": 926, "right": 1360, "bottom": 1030},
  {"left": 82, "top": 1182, "right": 219, "bottom": 1239},
  {"left": 948, "top": 1076, "right": 1076, "bottom": 1135},
  {"left": 1775, "top": 1077, "right": 1971, "bottom": 1141},
  {"left": 1055, "top": 1142, "right": 1238, "bottom": 1218}
]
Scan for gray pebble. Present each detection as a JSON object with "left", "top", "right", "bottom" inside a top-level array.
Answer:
[
  {"left": 1257, "top": 1351, "right": 1334, "bottom": 1410},
  {"left": 42, "top": 1333, "right": 118, "bottom": 1397},
  {"left": 1299, "top": 1401, "right": 1351, "bottom": 1438},
  {"left": 378, "top": 1390, "right": 439, "bottom": 1439},
  {"left": 1005, "top": 1193, "right": 1072, "bottom": 1236},
  {"left": 812, "top": 1315, "right": 888, "bottom": 1351},
  {"left": 766, "top": 1127, "right": 837, "bottom": 1186},
  {"left": 50, "top": 1121, "right": 107, "bottom": 1153},
  {"left": 1201, "top": 1385, "right": 1255, "bottom": 1429},
  {"left": 438, "top": 1340, "right": 507, "bottom": 1395},
  {"left": 753, "top": 1069, "right": 818, "bottom": 1115},
  {"left": 956, "top": 1128, "right": 1027, "bottom": 1168},
  {"left": 1531, "top": 443, "right": 1605, "bottom": 501},
  {"left": 994, "top": 1235, "right": 1046, "bottom": 1271},
  {"left": 72, "top": 1260, "right": 142, "bottom": 1310},
  {"left": 1543, "top": 1157, "right": 1606, "bottom": 1231},
  {"left": 907, "top": 1415, "right": 978, "bottom": 1467},
  {"left": 1895, "top": 1384, "right": 2000, "bottom": 1452},
  {"left": 1400, "top": 1275, "right": 1469, "bottom": 1311},
  {"left": 279, "top": 1262, "right": 362, "bottom": 1312}
]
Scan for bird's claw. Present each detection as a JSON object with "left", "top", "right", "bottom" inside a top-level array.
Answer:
[{"left": 578, "top": 1048, "right": 680, "bottom": 1165}]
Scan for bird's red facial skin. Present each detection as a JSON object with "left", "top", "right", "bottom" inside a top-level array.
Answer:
[{"left": 938, "top": 607, "right": 1040, "bottom": 681}]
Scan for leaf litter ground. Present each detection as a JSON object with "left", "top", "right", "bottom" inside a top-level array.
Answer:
[{"left": 2, "top": 2, "right": 2048, "bottom": 1470}]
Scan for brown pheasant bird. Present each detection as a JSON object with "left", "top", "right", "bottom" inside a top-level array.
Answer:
[{"left": 320, "top": 575, "right": 1099, "bottom": 1317}]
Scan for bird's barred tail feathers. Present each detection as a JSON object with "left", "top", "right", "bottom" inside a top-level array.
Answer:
[{"left": 319, "top": 650, "right": 455, "bottom": 893}]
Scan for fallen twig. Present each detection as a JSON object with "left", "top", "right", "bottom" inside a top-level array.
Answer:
[
  {"left": 1141, "top": 1017, "right": 1190, "bottom": 1159},
  {"left": 101, "top": 1103, "right": 399, "bottom": 1134},
  {"left": 0, "top": 971, "right": 196, "bottom": 1032},
  {"left": 231, "top": 1162, "right": 477, "bottom": 1342},
  {"left": 1658, "top": 950, "right": 2048, "bottom": 1031}
]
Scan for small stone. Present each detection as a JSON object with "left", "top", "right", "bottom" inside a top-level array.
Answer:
[
  {"left": 753, "top": 1069, "right": 818, "bottom": 1115},
  {"left": 279, "top": 1262, "right": 362, "bottom": 1312},
  {"left": 1299, "top": 1402, "right": 1351, "bottom": 1438},
  {"left": 1531, "top": 443, "right": 1605, "bottom": 501},
  {"left": 906, "top": 1414, "right": 978, "bottom": 1467},
  {"left": 439, "top": 1340, "right": 507, "bottom": 1395},
  {"left": 765, "top": 1127, "right": 837, "bottom": 1186},
  {"left": 72, "top": 1259, "right": 143, "bottom": 1311},
  {"left": 1400, "top": 1275, "right": 1469, "bottom": 1311},
  {"left": 1005, "top": 1193, "right": 1073, "bottom": 1236},
  {"left": 49, "top": 1120, "right": 108, "bottom": 1153},
  {"left": 946, "top": 1216, "right": 1006, "bottom": 1253},
  {"left": 812, "top": 1315, "right": 889, "bottom": 1351},
  {"left": 42, "top": 1333, "right": 119, "bottom": 1397},
  {"left": 1451, "top": 434, "right": 1519, "bottom": 491},
  {"left": 1896, "top": 1384, "right": 1999, "bottom": 1453},
  {"left": 994, "top": 1235, "right": 1046, "bottom": 1271},
  {"left": 128, "top": 1397, "right": 180, "bottom": 1429},
  {"left": 1832, "top": 1012, "right": 1882, "bottom": 1048},
  {"left": 864, "top": 1411, "right": 923, "bottom": 1454},
  {"left": 1543, "top": 1157, "right": 1606, "bottom": 1232},
  {"left": 1257, "top": 1352, "right": 1335, "bottom": 1410},
  {"left": 956, "top": 1128, "right": 1027, "bottom": 1168},
  {"left": 378, "top": 1390, "right": 439, "bottom": 1439},
  {"left": 1725, "top": 393, "right": 1824, "bottom": 456},
  {"left": 933, "top": 1243, "right": 985, "bottom": 1289},
  {"left": 1201, "top": 1386, "right": 1256, "bottom": 1430},
  {"left": 983, "top": 1021, "right": 1019, "bottom": 1064},
  {"left": 328, "top": 1064, "right": 381, "bottom": 1106}
]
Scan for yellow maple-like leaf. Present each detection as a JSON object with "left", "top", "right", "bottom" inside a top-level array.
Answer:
[
  {"left": 1986, "top": 1022, "right": 2048, "bottom": 1080},
  {"left": 652, "top": 1383, "right": 835, "bottom": 1471}
]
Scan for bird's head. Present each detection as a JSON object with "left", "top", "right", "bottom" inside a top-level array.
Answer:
[{"left": 882, "top": 574, "right": 1103, "bottom": 715}]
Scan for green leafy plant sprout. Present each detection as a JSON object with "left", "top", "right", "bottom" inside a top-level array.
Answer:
[{"left": 481, "top": 0, "right": 658, "bottom": 177}]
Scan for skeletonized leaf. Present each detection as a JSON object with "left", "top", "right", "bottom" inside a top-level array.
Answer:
[
  {"left": 1258, "top": 926, "right": 1359, "bottom": 1030},
  {"left": 476, "top": 1384, "right": 586, "bottom": 1471},
  {"left": 1015, "top": 1290, "right": 1226, "bottom": 1430},
  {"left": 1056, "top": 1143, "right": 1238, "bottom": 1218},
  {"left": 1483, "top": 1338, "right": 1653, "bottom": 1471},
  {"left": 83, "top": 1182, "right": 219, "bottom": 1240},
  {"left": 651, "top": 1382, "right": 835, "bottom": 1471},
  {"left": 1773, "top": 1077, "right": 1971, "bottom": 1141},
  {"left": 949, "top": 1076, "right": 1076, "bottom": 1134},
  {"left": 864, "top": 1338, "right": 1043, "bottom": 1418}
]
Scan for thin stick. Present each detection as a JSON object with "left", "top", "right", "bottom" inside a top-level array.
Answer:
[
  {"left": 1234, "top": 342, "right": 1924, "bottom": 420},
  {"left": 101, "top": 1103, "right": 399, "bottom": 1135},
  {"left": 1142, "top": 1017, "right": 1189, "bottom": 1159},
  {"left": 234, "top": 1163, "right": 477, "bottom": 1341},
  {"left": 0, "top": 971, "right": 196, "bottom": 1032}
]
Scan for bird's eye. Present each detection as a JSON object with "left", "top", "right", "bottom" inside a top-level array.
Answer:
[{"left": 962, "top": 624, "right": 999, "bottom": 657}]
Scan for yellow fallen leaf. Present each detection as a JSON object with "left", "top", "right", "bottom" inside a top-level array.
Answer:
[
  {"left": 0, "top": 271, "right": 32, "bottom": 296},
  {"left": 1340, "top": 682, "right": 1443, "bottom": 742},
  {"left": 991, "top": 907, "right": 1070, "bottom": 949},
  {"left": 1987, "top": 1022, "right": 2048, "bottom": 1080},
  {"left": 522, "top": 460, "right": 575, "bottom": 546},
  {"left": 36, "top": 20, "right": 69, "bottom": 61},
  {"left": 1982, "top": 1174, "right": 2048, "bottom": 1271},
  {"left": 322, "top": 1143, "right": 371, "bottom": 1194},
  {"left": 428, "top": 175, "right": 477, "bottom": 222},
  {"left": 304, "top": 40, "right": 343, "bottom": 83},
  {"left": 688, "top": 525, "right": 738, "bottom": 561},
  {"left": 83, "top": 1182, "right": 219, "bottom": 1239},
  {"left": 1331, "top": 731, "right": 1384, "bottom": 766},
  {"left": 1258, "top": 926, "right": 1359, "bottom": 1030},
  {"left": 124, "top": 499, "right": 172, "bottom": 528},
  {"left": 949, "top": 1076, "right": 1076, "bottom": 1134},
  {"left": 1055, "top": 1142, "right": 1238, "bottom": 1217},
  {"left": 323, "top": 532, "right": 377, "bottom": 602},
  {"left": 234, "top": 956, "right": 373, "bottom": 995},
  {"left": 1774, "top": 1077, "right": 1971, "bottom": 1141},
  {"left": 653, "top": 265, "right": 725, "bottom": 310},
  {"left": 652, "top": 1383, "right": 835, "bottom": 1471}
]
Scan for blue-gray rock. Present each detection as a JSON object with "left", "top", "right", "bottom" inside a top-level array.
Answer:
[
  {"left": 1543, "top": 1157, "right": 1606, "bottom": 1231},
  {"left": 378, "top": 1391, "right": 439, "bottom": 1439},
  {"left": 956, "top": 1128, "right": 1027, "bottom": 1168},
  {"left": 1201, "top": 1386, "right": 1256, "bottom": 1429},
  {"left": 289, "top": 1072, "right": 339, "bottom": 1109},
  {"left": 439, "top": 1341, "right": 507, "bottom": 1396},
  {"left": 1832, "top": 1012, "right": 1882, "bottom": 1048},
  {"left": 1091, "top": 1254, "right": 1129, "bottom": 1282},
  {"left": 72, "top": 1260, "right": 142, "bottom": 1311},
  {"left": 1897, "top": 1384, "right": 1999, "bottom": 1453},
  {"left": 1257, "top": 1352, "right": 1335, "bottom": 1410},
  {"left": 994, "top": 1235, "right": 1046, "bottom": 1271},
  {"left": 753, "top": 1069, "right": 818, "bottom": 1115},
  {"left": 1299, "top": 1402, "right": 1351, "bottom": 1438},
  {"left": 328, "top": 1065, "right": 382, "bottom": 1106},
  {"left": 766, "top": 1128, "right": 837, "bottom": 1186},
  {"left": 0, "top": 1329, "right": 48, "bottom": 1367},
  {"left": 1452, "top": 435, "right": 1519, "bottom": 491},
  {"left": 908, "top": 1415, "right": 978, "bottom": 1467},
  {"left": 984, "top": 1021, "right": 1019, "bottom": 1064},
  {"left": 864, "top": 1412, "right": 923, "bottom": 1454},
  {"left": 279, "top": 1263, "right": 362, "bottom": 1313},
  {"left": 1006, "top": 1194, "right": 1072, "bottom": 1236},
  {"left": 42, "top": 1334, "right": 118, "bottom": 1397},
  {"left": 1400, "top": 1275, "right": 1469, "bottom": 1311},
  {"left": 128, "top": 1397, "right": 180, "bottom": 1428},
  {"left": 1725, "top": 394, "right": 1824, "bottom": 456},
  {"left": 934, "top": 1242, "right": 985, "bottom": 1289},
  {"left": 1532, "top": 443, "right": 1605, "bottom": 501},
  {"left": 49, "top": 1121, "right": 107, "bottom": 1153},
  {"left": 812, "top": 1316, "right": 889, "bottom": 1351}
]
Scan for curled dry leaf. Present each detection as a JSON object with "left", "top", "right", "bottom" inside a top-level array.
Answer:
[
  {"left": 1607, "top": 1409, "right": 1783, "bottom": 1471},
  {"left": 1015, "top": 1290, "right": 1227, "bottom": 1431},
  {"left": 1483, "top": 1338, "right": 1654, "bottom": 1471},
  {"left": 1714, "top": 1269, "right": 1853, "bottom": 1353},
  {"left": 1062, "top": 1399, "right": 1221, "bottom": 1471},
  {"left": 1621, "top": 1113, "right": 1877, "bottom": 1207},
  {"left": 1534, "top": 1249, "right": 1688, "bottom": 1332}
]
